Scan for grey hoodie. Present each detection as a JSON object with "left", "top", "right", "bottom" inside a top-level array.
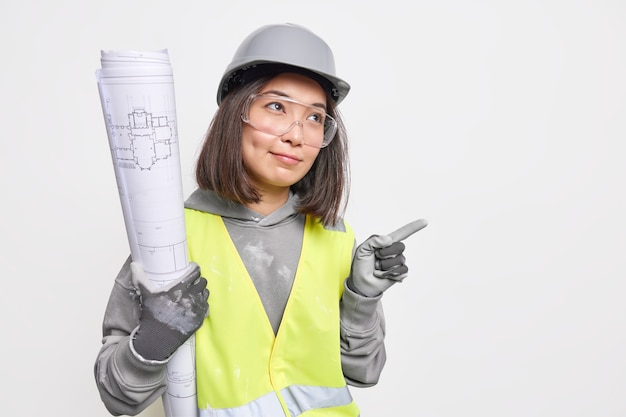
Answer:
[{"left": 94, "top": 189, "right": 386, "bottom": 416}]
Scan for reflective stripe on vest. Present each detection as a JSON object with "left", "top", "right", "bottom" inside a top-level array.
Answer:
[
  {"left": 282, "top": 385, "right": 354, "bottom": 416},
  {"left": 198, "top": 391, "right": 283, "bottom": 417},
  {"left": 185, "top": 209, "right": 359, "bottom": 417},
  {"left": 199, "top": 385, "right": 352, "bottom": 417}
]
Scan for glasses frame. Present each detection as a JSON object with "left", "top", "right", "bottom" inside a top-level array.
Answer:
[{"left": 241, "top": 94, "right": 337, "bottom": 148}]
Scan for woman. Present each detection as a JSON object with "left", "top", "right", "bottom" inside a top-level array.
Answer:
[{"left": 95, "top": 23, "right": 425, "bottom": 417}]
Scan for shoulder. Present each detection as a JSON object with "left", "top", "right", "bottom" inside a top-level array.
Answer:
[
  {"left": 322, "top": 219, "right": 347, "bottom": 233},
  {"left": 311, "top": 216, "right": 353, "bottom": 237}
]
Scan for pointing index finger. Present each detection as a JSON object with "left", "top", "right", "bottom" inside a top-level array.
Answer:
[{"left": 388, "top": 219, "right": 428, "bottom": 242}]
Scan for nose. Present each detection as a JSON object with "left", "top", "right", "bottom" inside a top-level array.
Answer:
[{"left": 281, "top": 120, "right": 305, "bottom": 145}]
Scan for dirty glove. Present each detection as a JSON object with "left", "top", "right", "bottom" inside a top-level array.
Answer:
[
  {"left": 131, "top": 262, "right": 209, "bottom": 361},
  {"left": 348, "top": 219, "right": 428, "bottom": 297}
]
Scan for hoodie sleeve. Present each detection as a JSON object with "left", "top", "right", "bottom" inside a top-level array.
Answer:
[
  {"left": 94, "top": 256, "right": 168, "bottom": 416},
  {"left": 339, "top": 243, "right": 387, "bottom": 387}
]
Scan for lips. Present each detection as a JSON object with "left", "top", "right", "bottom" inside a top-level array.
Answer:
[{"left": 271, "top": 151, "right": 302, "bottom": 165}]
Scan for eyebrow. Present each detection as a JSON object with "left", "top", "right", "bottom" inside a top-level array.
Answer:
[{"left": 259, "top": 89, "right": 327, "bottom": 111}]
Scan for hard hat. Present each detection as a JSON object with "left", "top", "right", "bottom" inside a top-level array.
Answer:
[{"left": 217, "top": 23, "right": 350, "bottom": 105}]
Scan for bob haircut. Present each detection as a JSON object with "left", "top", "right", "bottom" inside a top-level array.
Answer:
[{"left": 195, "top": 72, "right": 350, "bottom": 227}]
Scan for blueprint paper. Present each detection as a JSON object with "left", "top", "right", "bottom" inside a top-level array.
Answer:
[{"left": 96, "top": 50, "right": 198, "bottom": 417}]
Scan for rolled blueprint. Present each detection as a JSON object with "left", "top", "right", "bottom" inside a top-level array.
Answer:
[{"left": 96, "top": 50, "right": 197, "bottom": 417}]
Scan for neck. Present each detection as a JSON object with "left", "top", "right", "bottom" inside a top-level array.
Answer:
[{"left": 246, "top": 188, "right": 290, "bottom": 216}]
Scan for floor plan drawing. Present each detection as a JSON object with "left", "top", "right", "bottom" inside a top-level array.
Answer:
[{"left": 108, "top": 108, "right": 176, "bottom": 171}]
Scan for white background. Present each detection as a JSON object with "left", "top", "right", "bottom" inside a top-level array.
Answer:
[{"left": 1, "top": 0, "right": 624, "bottom": 416}]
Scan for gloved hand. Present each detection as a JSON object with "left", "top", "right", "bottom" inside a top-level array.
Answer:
[
  {"left": 348, "top": 219, "right": 428, "bottom": 297},
  {"left": 131, "top": 262, "right": 209, "bottom": 361}
]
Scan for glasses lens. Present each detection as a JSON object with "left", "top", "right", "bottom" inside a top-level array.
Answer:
[{"left": 244, "top": 95, "right": 337, "bottom": 148}]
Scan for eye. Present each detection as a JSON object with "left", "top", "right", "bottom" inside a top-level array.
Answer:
[
  {"left": 265, "top": 101, "right": 286, "bottom": 113},
  {"left": 307, "top": 111, "right": 325, "bottom": 125}
]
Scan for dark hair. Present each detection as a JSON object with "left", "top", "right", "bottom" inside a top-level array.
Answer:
[{"left": 195, "top": 73, "right": 350, "bottom": 227}]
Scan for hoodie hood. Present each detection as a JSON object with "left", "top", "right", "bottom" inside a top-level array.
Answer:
[{"left": 184, "top": 188, "right": 301, "bottom": 227}]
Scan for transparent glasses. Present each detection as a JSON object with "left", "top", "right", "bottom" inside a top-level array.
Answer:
[{"left": 241, "top": 94, "right": 337, "bottom": 148}]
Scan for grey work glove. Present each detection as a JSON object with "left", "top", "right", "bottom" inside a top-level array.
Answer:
[
  {"left": 131, "top": 262, "right": 209, "bottom": 361},
  {"left": 348, "top": 219, "right": 428, "bottom": 297}
]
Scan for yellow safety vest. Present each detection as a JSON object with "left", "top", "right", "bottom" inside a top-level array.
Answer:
[{"left": 185, "top": 208, "right": 360, "bottom": 417}]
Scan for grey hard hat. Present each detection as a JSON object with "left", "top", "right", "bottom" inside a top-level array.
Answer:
[{"left": 217, "top": 23, "right": 350, "bottom": 105}]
